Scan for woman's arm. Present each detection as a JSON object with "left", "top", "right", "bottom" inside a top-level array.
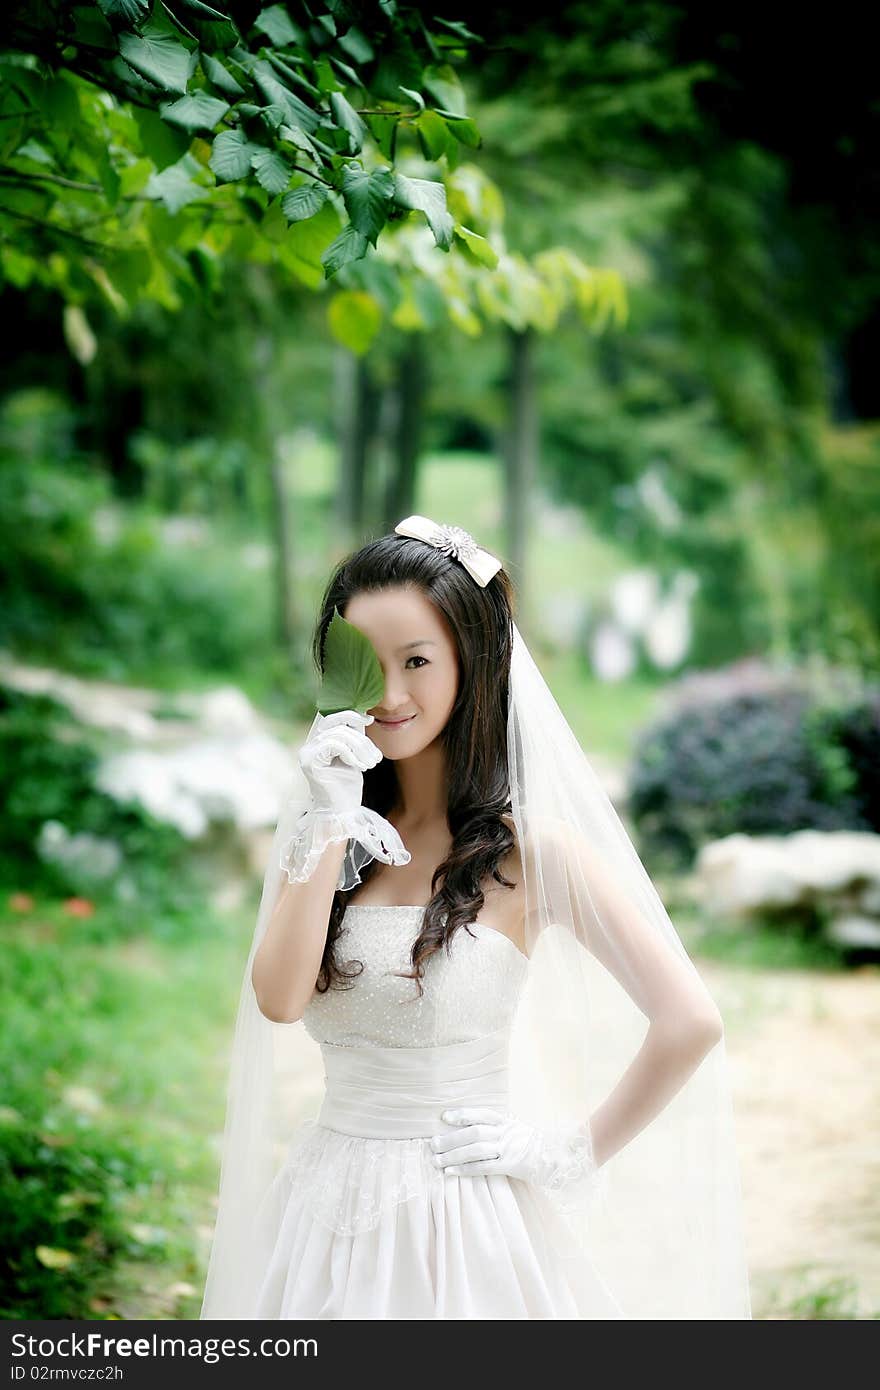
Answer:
[
  {"left": 533, "top": 819, "right": 724, "bottom": 1166},
  {"left": 251, "top": 834, "right": 349, "bottom": 1024}
]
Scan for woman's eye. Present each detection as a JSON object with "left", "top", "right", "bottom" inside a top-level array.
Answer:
[{"left": 406, "top": 656, "right": 428, "bottom": 669}]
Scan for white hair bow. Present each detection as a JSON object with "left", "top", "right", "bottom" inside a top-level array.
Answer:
[{"left": 393, "top": 514, "right": 503, "bottom": 588}]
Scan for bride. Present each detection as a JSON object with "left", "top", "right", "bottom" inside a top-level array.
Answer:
[{"left": 200, "top": 515, "right": 752, "bottom": 1320}]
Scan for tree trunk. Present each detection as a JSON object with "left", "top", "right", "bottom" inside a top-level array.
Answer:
[
  {"left": 385, "top": 334, "right": 427, "bottom": 526},
  {"left": 268, "top": 449, "right": 296, "bottom": 654},
  {"left": 503, "top": 325, "right": 538, "bottom": 624},
  {"left": 335, "top": 346, "right": 382, "bottom": 543}
]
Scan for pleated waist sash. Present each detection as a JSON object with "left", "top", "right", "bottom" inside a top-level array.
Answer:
[{"left": 316, "top": 1026, "right": 511, "bottom": 1139}]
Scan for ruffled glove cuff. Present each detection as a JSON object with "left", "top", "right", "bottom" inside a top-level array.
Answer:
[{"left": 280, "top": 805, "right": 412, "bottom": 892}]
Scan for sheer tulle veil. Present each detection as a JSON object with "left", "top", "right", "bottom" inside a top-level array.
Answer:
[{"left": 200, "top": 517, "right": 751, "bottom": 1320}]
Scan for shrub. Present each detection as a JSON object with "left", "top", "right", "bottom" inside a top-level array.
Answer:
[
  {"left": 818, "top": 693, "right": 880, "bottom": 832},
  {"left": 627, "top": 660, "right": 879, "bottom": 868}
]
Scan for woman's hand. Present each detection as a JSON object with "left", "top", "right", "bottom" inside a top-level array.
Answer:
[
  {"left": 429, "top": 1106, "right": 598, "bottom": 1190},
  {"left": 298, "top": 709, "right": 382, "bottom": 817}
]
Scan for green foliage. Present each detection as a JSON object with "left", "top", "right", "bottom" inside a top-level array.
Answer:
[
  {"left": 0, "top": 421, "right": 273, "bottom": 681},
  {"left": 0, "top": 1112, "right": 151, "bottom": 1319},
  {"left": 0, "top": 685, "right": 192, "bottom": 914},
  {"left": 0, "top": 1, "right": 486, "bottom": 304},
  {"left": 627, "top": 663, "right": 880, "bottom": 869},
  {"left": 813, "top": 693, "right": 880, "bottom": 831}
]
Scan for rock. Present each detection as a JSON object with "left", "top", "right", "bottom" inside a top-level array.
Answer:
[
  {"left": 825, "top": 915, "right": 880, "bottom": 950},
  {"left": 95, "top": 732, "right": 299, "bottom": 839},
  {"left": 695, "top": 829, "right": 880, "bottom": 922}
]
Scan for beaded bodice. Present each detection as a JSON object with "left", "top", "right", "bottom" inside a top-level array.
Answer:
[{"left": 301, "top": 904, "right": 529, "bottom": 1049}]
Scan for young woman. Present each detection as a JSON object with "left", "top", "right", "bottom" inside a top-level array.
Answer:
[{"left": 200, "top": 516, "right": 751, "bottom": 1321}]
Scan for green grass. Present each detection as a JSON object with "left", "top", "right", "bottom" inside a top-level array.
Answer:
[
  {"left": 0, "top": 888, "right": 254, "bottom": 1319},
  {"left": 683, "top": 910, "right": 850, "bottom": 972},
  {"left": 755, "top": 1269, "right": 879, "bottom": 1320}
]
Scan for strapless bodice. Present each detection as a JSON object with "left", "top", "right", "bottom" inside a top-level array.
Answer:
[{"left": 301, "top": 904, "right": 528, "bottom": 1049}]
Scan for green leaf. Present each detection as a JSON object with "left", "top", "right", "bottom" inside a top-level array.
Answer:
[
  {"left": 268, "top": 52, "right": 322, "bottom": 100},
  {"left": 422, "top": 63, "right": 466, "bottom": 117},
  {"left": 278, "top": 199, "right": 342, "bottom": 287},
  {"left": 327, "top": 289, "right": 382, "bottom": 354},
  {"left": 159, "top": 90, "right": 230, "bottom": 132},
  {"left": 134, "top": 107, "right": 192, "bottom": 169},
  {"left": 254, "top": 4, "right": 304, "bottom": 47},
  {"left": 71, "top": 5, "right": 115, "bottom": 48},
  {"left": 201, "top": 53, "right": 245, "bottom": 96},
  {"left": 341, "top": 165, "right": 395, "bottom": 247},
  {"left": 337, "top": 26, "right": 374, "bottom": 64},
  {"left": 118, "top": 30, "right": 195, "bottom": 95},
  {"left": 259, "top": 102, "right": 288, "bottom": 132},
  {"left": 251, "top": 147, "right": 293, "bottom": 195},
  {"left": 439, "top": 113, "right": 480, "bottom": 148},
  {"left": 321, "top": 222, "right": 370, "bottom": 279},
  {"left": 453, "top": 223, "right": 498, "bottom": 268},
  {"left": 178, "top": 0, "right": 233, "bottom": 18},
  {"left": 144, "top": 154, "right": 210, "bottom": 213},
  {"left": 399, "top": 85, "right": 424, "bottom": 111},
  {"left": 363, "top": 111, "right": 397, "bottom": 161},
  {"left": 281, "top": 181, "right": 328, "bottom": 221},
  {"left": 432, "top": 17, "right": 482, "bottom": 41},
  {"left": 253, "top": 61, "right": 320, "bottom": 132},
  {"left": 415, "top": 109, "right": 449, "bottom": 161},
  {"left": 328, "top": 55, "right": 359, "bottom": 86},
  {"left": 391, "top": 173, "right": 454, "bottom": 250},
  {"left": 314, "top": 54, "right": 340, "bottom": 94},
  {"left": 329, "top": 91, "right": 367, "bottom": 153},
  {"left": 14, "top": 139, "right": 53, "bottom": 167},
  {"left": 279, "top": 123, "right": 319, "bottom": 158},
  {"left": 317, "top": 608, "right": 385, "bottom": 715},
  {"left": 210, "top": 128, "right": 259, "bottom": 180},
  {"left": 97, "top": 0, "right": 149, "bottom": 20}
]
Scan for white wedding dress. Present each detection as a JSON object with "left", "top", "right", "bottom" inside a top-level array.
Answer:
[{"left": 250, "top": 903, "right": 623, "bottom": 1320}]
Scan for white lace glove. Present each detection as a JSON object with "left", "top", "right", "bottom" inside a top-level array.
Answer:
[
  {"left": 298, "top": 709, "right": 381, "bottom": 815},
  {"left": 430, "top": 1105, "right": 599, "bottom": 1195},
  {"left": 280, "top": 710, "right": 411, "bottom": 890}
]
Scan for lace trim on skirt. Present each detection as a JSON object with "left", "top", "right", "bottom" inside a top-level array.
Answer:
[
  {"left": 267, "top": 1117, "right": 611, "bottom": 1238},
  {"left": 272, "top": 1118, "right": 446, "bottom": 1235}
]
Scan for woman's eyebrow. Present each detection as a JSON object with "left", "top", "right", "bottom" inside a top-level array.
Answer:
[{"left": 395, "top": 639, "right": 437, "bottom": 651}]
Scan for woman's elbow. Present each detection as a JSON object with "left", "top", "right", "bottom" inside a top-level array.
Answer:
[
  {"left": 691, "top": 1005, "right": 724, "bottom": 1054},
  {"left": 255, "top": 998, "right": 302, "bottom": 1024},
  {"left": 251, "top": 979, "right": 301, "bottom": 1025},
  {"left": 656, "top": 1006, "right": 724, "bottom": 1058}
]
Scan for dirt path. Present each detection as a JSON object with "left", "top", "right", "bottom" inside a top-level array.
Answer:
[{"left": 698, "top": 957, "right": 880, "bottom": 1319}]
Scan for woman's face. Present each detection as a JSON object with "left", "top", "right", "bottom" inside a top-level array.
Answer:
[{"left": 342, "top": 586, "right": 459, "bottom": 760}]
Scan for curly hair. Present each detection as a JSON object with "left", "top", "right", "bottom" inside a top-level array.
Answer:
[{"left": 310, "top": 529, "right": 518, "bottom": 998}]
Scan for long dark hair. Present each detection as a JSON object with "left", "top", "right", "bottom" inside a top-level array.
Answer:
[{"left": 310, "top": 530, "right": 518, "bottom": 997}]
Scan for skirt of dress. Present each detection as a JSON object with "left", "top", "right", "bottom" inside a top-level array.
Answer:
[{"left": 250, "top": 1122, "right": 624, "bottom": 1321}]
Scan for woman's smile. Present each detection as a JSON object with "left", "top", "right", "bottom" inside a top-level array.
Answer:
[{"left": 374, "top": 714, "right": 418, "bottom": 729}]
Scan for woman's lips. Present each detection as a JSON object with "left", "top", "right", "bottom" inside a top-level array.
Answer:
[{"left": 374, "top": 714, "right": 417, "bottom": 728}]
